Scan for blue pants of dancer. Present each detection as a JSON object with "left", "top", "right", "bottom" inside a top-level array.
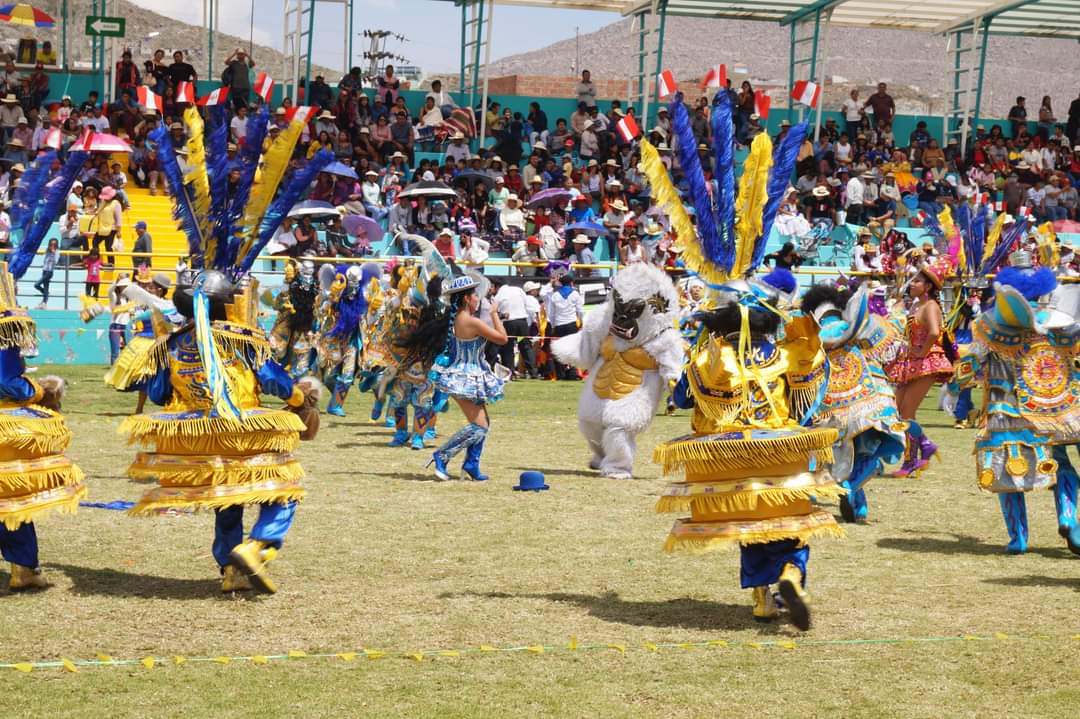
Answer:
[
  {"left": 953, "top": 388, "right": 973, "bottom": 422},
  {"left": 845, "top": 429, "right": 905, "bottom": 521},
  {"left": 740, "top": 539, "right": 808, "bottom": 589},
  {"left": 212, "top": 502, "right": 297, "bottom": 569},
  {"left": 0, "top": 522, "right": 38, "bottom": 569},
  {"left": 998, "top": 445, "right": 1080, "bottom": 553}
]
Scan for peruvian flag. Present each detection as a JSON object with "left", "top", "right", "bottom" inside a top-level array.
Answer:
[
  {"left": 701, "top": 64, "right": 727, "bottom": 89},
  {"left": 791, "top": 79, "right": 821, "bottom": 108},
  {"left": 993, "top": 199, "right": 1004, "bottom": 212},
  {"left": 1018, "top": 206, "right": 1033, "bottom": 218},
  {"left": 656, "top": 69, "right": 677, "bottom": 99},
  {"left": 175, "top": 81, "right": 195, "bottom": 104},
  {"left": 137, "top": 86, "right": 162, "bottom": 113},
  {"left": 754, "top": 90, "right": 771, "bottom": 119},
  {"left": 284, "top": 105, "right": 316, "bottom": 124},
  {"left": 979, "top": 192, "right": 990, "bottom": 206},
  {"left": 254, "top": 72, "right": 274, "bottom": 103},
  {"left": 44, "top": 127, "right": 61, "bottom": 150},
  {"left": 615, "top": 114, "right": 640, "bottom": 143},
  {"left": 196, "top": 86, "right": 230, "bottom": 106},
  {"left": 916, "top": 210, "right": 929, "bottom": 226}
]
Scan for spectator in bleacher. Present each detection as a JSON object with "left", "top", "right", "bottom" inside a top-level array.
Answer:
[
  {"left": 26, "top": 63, "right": 48, "bottom": 110},
  {"left": 1006, "top": 96, "right": 1028, "bottom": 140},
  {"left": 527, "top": 101, "right": 548, "bottom": 146},
  {"left": 864, "top": 82, "right": 895, "bottom": 128},
  {"left": 376, "top": 65, "right": 402, "bottom": 106},
  {"left": 3, "top": 139, "right": 26, "bottom": 167},
  {"left": 169, "top": 51, "right": 197, "bottom": 101},
  {"left": 549, "top": 117, "right": 571, "bottom": 150},
  {"left": 110, "top": 89, "right": 140, "bottom": 136},
  {"left": 10, "top": 115, "right": 31, "bottom": 151},
  {"left": 132, "top": 220, "right": 152, "bottom": 266},
  {"left": 109, "top": 162, "right": 131, "bottom": 210},
  {"left": 1, "top": 62, "right": 20, "bottom": 99},
  {"left": 94, "top": 186, "right": 122, "bottom": 267},
  {"left": 0, "top": 94, "right": 20, "bottom": 142},
  {"left": 222, "top": 48, "right": 255, "bottom": 111},
  {"left": 59, "top": 207, "right": 84, "bottom": 263},
  {"left": 308, "top": 75, "right": 333, "bottom": 109},
  {"left": 38, "top": 41, "right": 56, "bottom": 66},
  {"left": 115, "top": 49, "right": 141, "bottom": 99},
  {"left": 352, "top": 92, "right": 371, "bottom": 129},
  {"left": 575, "top": 70, "right": 597, "bottom": 109},
  {"left": 314, "top": 110, "right": 338, "bottom": 139},
  {"left": 229, "top": 104, "right": 249, "bottom": 146},
  {"left": 82, "top": 105, "right": 109, "bottom": 133},
  {"left": 426, "top": 79, "right": 456, "bottom": 119},
  {"left": 389, "top": 110, "right": 413, "bottom": 164},
  {"left": 570, "top": 102, "right": 590, "bottom": 140},
  {"left": 842, "top": 88, "right": 863, "bottom": 140},
  {"left": 1037, "top": 95, "right": 1057, "bottom": 143}
]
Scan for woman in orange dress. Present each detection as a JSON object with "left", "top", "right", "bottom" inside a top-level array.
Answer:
[{"left": 887, "top": 258, "right": 954, "bottom": 476}]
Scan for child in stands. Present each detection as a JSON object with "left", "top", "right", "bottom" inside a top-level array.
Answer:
[{"left": 84, "top": 246, "right": 102, "bottom": 297}]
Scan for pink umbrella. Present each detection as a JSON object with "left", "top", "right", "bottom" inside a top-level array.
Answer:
[
  {"left": 69, "top": 128, "right": 132, "bottom": 153},
  {"left": 1053, "top": 219, "right": 1080, "bottom": 234},
  {"left": 342, "top": 214, "right": 384, "bottom": 249}
]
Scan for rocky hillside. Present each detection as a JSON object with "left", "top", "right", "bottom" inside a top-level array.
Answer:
[
  {"left": 484, "top": 16, "right": 1080, "bottom": 118},
  {"left": 0, "top": 0, "right": 339, "bottom": 82}
]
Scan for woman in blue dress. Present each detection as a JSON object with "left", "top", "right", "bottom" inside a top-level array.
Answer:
[{"left": 400, "top": 273, "right": 508, "bottom": 481}]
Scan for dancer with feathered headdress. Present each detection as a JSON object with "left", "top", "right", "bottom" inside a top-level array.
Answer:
[
  {"left": 113, "top": 106, "right": 329, "bottom": 594},
  {"left": 639, "top": 89, "right": 839, "bottom": 630},
  {"left": 0, "top": 148, "right": 88, "bottom": 590}
]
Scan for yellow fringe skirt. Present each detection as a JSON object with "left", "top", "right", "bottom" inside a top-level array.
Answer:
[
  {"left": 0, "top": 406, "right": 87, "bottom": 530},
  {"left": 119, "top": 406, "right": 306, "bottom": 515}
]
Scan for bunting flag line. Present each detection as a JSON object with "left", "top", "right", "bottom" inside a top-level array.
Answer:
[
  {"left": 175, "top": 81, "right": 195, "bottom": 104},
  {"left": 791, "top": 79, "right": 821, "bottom": 108},
  {"left": 657, "top": 70, "right": 677, "bottom": 99},
  {"left": 197, "top": 86, "right": 230, "bottom": 107},
  {"left": 255, "top": 72, "right": 274, "bottom": 103},
  {"left": 0, "top": 632, "right": 1072, "bottom": 674},
  {"left": 136, "top": 86, "right": 162, "bottom": 114}
]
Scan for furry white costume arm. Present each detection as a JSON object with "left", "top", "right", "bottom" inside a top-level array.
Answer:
[
  {"left": 644, "top": 327, "right": 686, "bottom": 383},
  {"left": 551, "top": 299, "right": 613, "bottom": 369}
]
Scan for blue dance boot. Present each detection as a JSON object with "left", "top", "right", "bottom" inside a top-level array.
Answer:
[
  {"left": 1051, "top": 446, "right": 1080, "bottom": 555},
  {"left": 461, "top": 430, "right": 490, "bottom": 482},
  {"left": 410, "top": 433, "right": 425, "bottom": 450},
  {"left": 388, "top": 407, "right": 409, "bottom": 446},
  {"left": 428, "top": 423, "right": 485, "bottom": 481},
  {"left": 998, "top": 493, "right": 1029, "bottom": 554},
  {"left": 424, "top": 426, "right": 437, "bottom": 441},
  {"left": 326, "top": 382, "right": 349, "bottom": 417}
]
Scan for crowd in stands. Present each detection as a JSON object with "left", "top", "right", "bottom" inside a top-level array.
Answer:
[{"left": 2, "top": 41, "right": 1080, "bottom": 283}]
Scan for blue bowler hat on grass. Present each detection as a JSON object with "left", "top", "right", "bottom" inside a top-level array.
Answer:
[{"left": 513, "top": 471, "right": 548, "bottom": 492}]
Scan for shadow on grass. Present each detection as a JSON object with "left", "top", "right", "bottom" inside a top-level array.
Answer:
[
  {"left": 49, "top": 563, "right": 236, "bottom": 601},
  {"left": 510, "top": 467, "right": 597, "bottom": 479},
  {"left": 877, "top": 531, "right": 1073, "bottom": 560},
  {"left": 982, "top": 574, "right": 1080, "bottom": 591},
  {"left": 334, "top": 469, "right": 440, "bottom": 483},
  {"left": 459, "top": 590, "right": 789, "bottom": 633}
]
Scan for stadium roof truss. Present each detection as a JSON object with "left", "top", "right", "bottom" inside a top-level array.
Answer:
[{"left": 452, "top": 0, "right": 1078, "bottom": 152}]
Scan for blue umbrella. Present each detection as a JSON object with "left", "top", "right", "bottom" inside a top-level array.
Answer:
[
  {"left": 565, "top": 221, "right": 606, "bottom": 237},
  {"left": 321, "top": 161, "right": 358, "bottom": 180},
  {"left": 288, "top": 200, "right": 340, "bottom": 217}
]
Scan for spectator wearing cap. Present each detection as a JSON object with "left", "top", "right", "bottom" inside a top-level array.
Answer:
[
  {"left": 501, "top": 193, "right": 526, "bottom": 236},
  {"left": 433, "top": 227, "right": 456, "bottom": 260},
  {"left": 569, "top": 233, "right": 597, "bottom": 277},
  {"left": 445, "top": 132, "right": 470, "bottom": 163},
  {"left": 94, "top": 186, "right": 123, "bottom": 267},
  {"left": 512, "top": 234, "right": 547, "bottom": 277},
  {"left": 805, "top": 184, "right": 837, "bottom": 225},
  {"left": 504, "top": 164, "right": 525, "bottom": 196},
  {"left": 579, "top": 120, "right": 600, "bottom": 162},
  {"left": 222, "top": 48, "right": 256, "bottom": 111},
  {"left": 133, "top": 220, "right": 153, "bottom": 267}
]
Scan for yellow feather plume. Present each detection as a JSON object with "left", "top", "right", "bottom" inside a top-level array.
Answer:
[
  {"left": 732, "top": 132, "right": 773, "bottom": 277},
  {"left": 1035, "top": 222, "right": 1058, "bottom": 268},
  {"left": 981, "top": 212, "right": 1006, "bottom": 268},
  {"left": 236, "top": 120, "right": 305, "bottom": 263},
  {"left": 937, "top": 205, "right": 955, "bottom": 244},
  {"left": 638, "top": 140, "right": 728, "bottom": 284},
  {"left": 182, "top": 107, "right": 212, "bottom": 258}
]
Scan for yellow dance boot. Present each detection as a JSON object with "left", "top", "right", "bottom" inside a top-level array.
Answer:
[
  {"left": 228, "top": 541, "right": 279, "bottom": 594},
  {"left": 9, "top": 563, "right": 49, "bottom": 592},
  {"left": 221, "top": 565, "right": 252, "bottom": 593},
  {"left": 751, "top": 586, "right": 778, "bottom": 623},
  {"left": 777, "top": 563, "right": 810, "bottom": 631}
]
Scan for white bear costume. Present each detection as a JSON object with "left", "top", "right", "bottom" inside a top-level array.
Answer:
[{"left": 553, "top": 264, "right": 684, "bottom": 478}]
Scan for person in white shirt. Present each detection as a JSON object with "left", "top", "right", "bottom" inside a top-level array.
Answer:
[
  {"left": 314, "top": 112, "right": 338, "bottom": 139},
  {"left": 426, "top": 79, "right": 456, "bottom": 118},
  {"left": 361, "top": 170, "right": 387, "bottom": 220},
  {"left": 230, "top": 105, "right": 249, "bottom": 145},
  {"left": 543, "top": 272, "right": 584, "bottom": 380},
  {"left": 1020, "top": 143, "right": 1042, "bottom": 172},
  {"left": 445, "top": 133, "right": 470, "bottom": 163},
  {"left": 842, "top": 89, "right": 863, "bottom": 139},
  {"left": 493, "top": 278, "right": 536, "bottom": 378},
  {"left": 523, "top": 281, "right": 542, "bottom": 330},
  {"left": 844, "top": 171, "right": 865, "bottom": 224},
  {"left": 459, "top": 230, "right": 489, "bottom": 265},
  {"left": 834, "top": 134, "right": 853, "bottom": 167},
  {"left": 500, "top": 193, "right": 526, "bottom": 235},
  {"left": 852, "top": 232, "right": 882, "bottom": 273}
]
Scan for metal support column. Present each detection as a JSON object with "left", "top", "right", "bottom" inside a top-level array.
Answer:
[
  {"left": 627, "top": 0, "right": 666, "bottom": 130},
  {"left": 60, "top": 0, "right": 67, "bottom": 70},
  {"left": 786, "top": 9, "right": 821, "bottom": 127},
  {"left": 477, "top": 0, "right": 495, "bottom": 143},
  {"left": 811, "top": 9, "right": 832, "bottom": 140}
]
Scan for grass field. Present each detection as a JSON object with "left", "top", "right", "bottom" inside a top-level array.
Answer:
[{"left": 2, "top": 366, "right": 1078, "bottom": 717}]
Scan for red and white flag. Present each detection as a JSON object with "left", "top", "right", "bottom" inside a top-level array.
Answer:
[
  {"left": 284, "top": 105, "right": 316, "bottom": 124},
  {"left": 701, "top": 63, "right": 727, "bottom": 89},
  {"left": 254, "top": 72, "right": 274, "bottom": 103},
  {"left": 175, "top": 81, "right": 195, "bottom": 104},
  {"left": 136, "top": 86, "right": 162, "bottom": 113},
  {"left": 993, "top": 199, "right": 1004, "bottom": 212},
  {"left": 791, "top": 80, "right": 821, "bottom": 108},
  {"left": 978, "top": 192, "right": 990, "bottom": 206},
  {"left": 1018, "top": 206, "right": 1033, "bottom": 218},
  {"left": 656, "top": 70, "right": 677, "bottom": 99},
  {"left": 196, "top": 86, "right": 230, "bottom": 106},
  {"left": 754, "top": 90, "right": 771, "bottom": 119},
  {"left": 44, "top": 127, "right": 61, "bottom": 150},
  {"left": 615, "top": 114, "right": 640, "bottom": 143}
]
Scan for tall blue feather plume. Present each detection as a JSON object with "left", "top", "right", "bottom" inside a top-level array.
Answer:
[
  {"left": 238, "top": 149, "right": 334, "bottom": 272},
  {"left": 987, "top": 217, "right": 1027, "bottom": 274},
  {"left": 329, "top": 263, "right": 367, "bottom": 338},
  {"left": 223, "top": 105, "right": 269, "bottom": 266},
  {"left": 754, "top": 121, "right": 807, "bottom": 270},
  {"left": 149, "top": 124, "right": 204, "bottom": 265},
  {"left": 9, "top": 151, "right": 87, "bottom": 279},
  {"left": 971, "top": 203, "right": 988, "bottom": 272},
  {"left": 710, "top": 90, "right": 736, "bottom": 270},
  {"left": 920, "top": 208, "right": 943, "bottom": 238},
  {"left": 205, "top": 105, "right": 231, "bottom": 268},
  {"left": 956, "top": 204, "right": 979, "bottom": 276},
  {"left": 8, "top": 151, "right": 55, "bottom": 241},
  {"left": 670, "top": 94, "right": 722, "bottom": 269}
]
